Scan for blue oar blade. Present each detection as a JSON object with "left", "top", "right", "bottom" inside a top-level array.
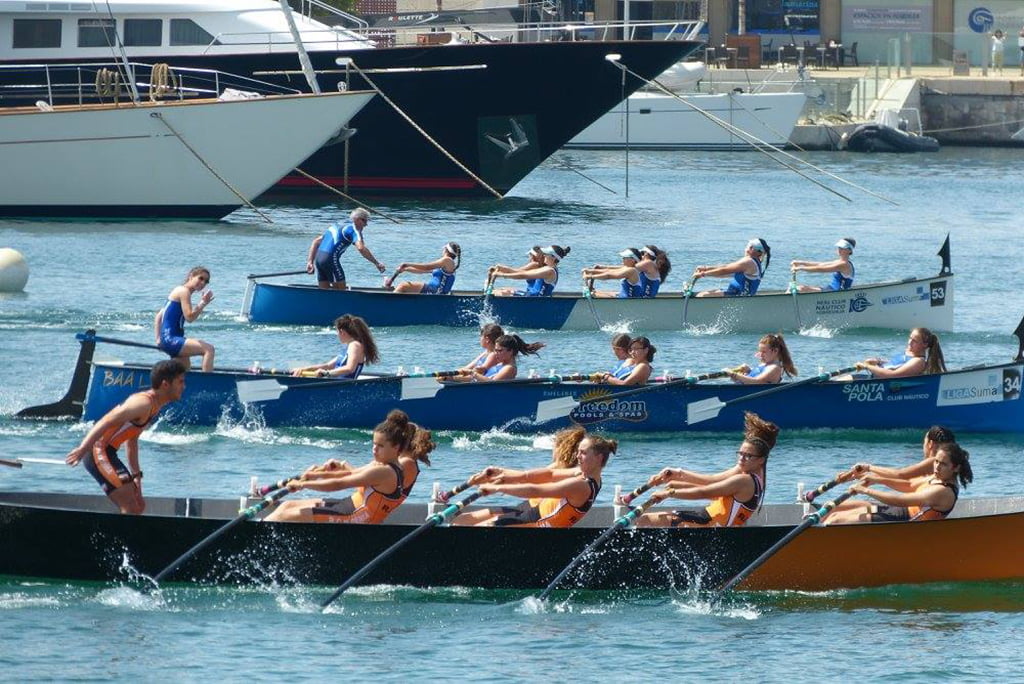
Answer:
[{"left": 686, "top": 397, "right": 725, "bottom": 424}]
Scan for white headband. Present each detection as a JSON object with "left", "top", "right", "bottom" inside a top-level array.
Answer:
[
  {"left": 835, "top": 239, "right": 854, "bottom": 251},
  {"left": 746, "top": 239, "right": 765, "bottom": 253},
  {"left": 540, "top": 246, "right": 562, "bottom": 261}
]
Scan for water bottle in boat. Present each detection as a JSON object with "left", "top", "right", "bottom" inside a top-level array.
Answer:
[{"left": 249, "top": 361, "right": 262, "bottom": 374}]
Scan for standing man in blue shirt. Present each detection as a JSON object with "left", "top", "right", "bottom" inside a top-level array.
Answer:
[{"left": 305, "top": 207, "right": 386, "bottom": 289}]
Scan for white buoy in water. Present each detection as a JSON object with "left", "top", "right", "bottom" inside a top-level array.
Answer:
[{"left": 0, "top": 248, "right": 29, "bottom": 292}]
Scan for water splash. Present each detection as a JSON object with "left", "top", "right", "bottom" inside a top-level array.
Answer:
[
  {"left": 798, "top": 324, "right": 838, "bottom": 339},
  {"left": 450, "top": 428, "right": 540, "bottom": 452}
]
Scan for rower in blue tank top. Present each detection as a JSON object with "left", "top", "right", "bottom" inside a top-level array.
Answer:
[
  {"left": 855, "top": 328, "right": 946, "bottom": 380},
  {"left": 290, "top": 314, "right": 380, "bottom": 380},
  {"left": 637, "top": 245, "right": 670, "bottom": 297},
  {"left": 791, "top": 238, "right": 856, "bottom": 292},
  {"left": 582, "top": 248, "right": 642, "bottom": 298},
  {"left": 610, "top": 358, "right": 634, "bottom": 379},
  {"left": 331, "top": 349, "right": 364, "bottom": 379},
  {"left": 693, "top": 238, "right": 771, "bottom": 298},
  {"left": 490, "top": 245, "right": 568, "bottom": 297},
  {"left": 391, "top": 242, "right": 461, "bottom": 294},
  {"left": 727, "top": 333, "right": 797, "bottom": 385},
  {"left": 154, "top": 266, "right": 216, "bottom": 370}
]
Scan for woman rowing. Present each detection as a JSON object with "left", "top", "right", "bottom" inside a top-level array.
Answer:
[
  {"left": 461, "top": 323, "right": 505, "bottom": 374},
  {"left": 790, "top": 238, "right": 856, "bottom": 292},
  {"left": 825, "top": 441, "right": 972, "bottom": 525},
  {"left": 726, "top": 333, "right": 797, "bottom": 385},
  {"left": 581, "top": 248, "right": 643, "bottom": 298},
  {"left": 389, "top": 242, "right": 461, "bottom": 294},
  {"left": 489, "top": 245, "right": 570, "bottom": 296},
  {"left": 154, "top": 266, "right": 216, "bottom": 371},
  {"left": 635, "top": 412, "right": 779, "bottom": 527},
  {"left": 488, "top": 245, "right": 544, "bottom": 296},
  {"left": 452, "top": 432, "right": 616, "bottom": 527},
  {"left": 265, "top": 410, "right": 426, "bottom": 523},
  {"left": 604, "top": 333, "right": 633, "bottom": 380},
  {"left": 850, "top": 425, "right": 957, "bottom": 481},
  {"left": 638, "top": 244, "right": 671, "bottom": 296},
  {"left": 597, "top": 336, "right": 654, "bottom": 385},
  {"left": 454, "top": 333, "right": 544, "bottom": 382},
  {"left": 290, "top": 314, "right": 379, "bottom": 379},
  {"left": 855, "top": 327, "right": 946, "bottom": 378},
  {"left": 692, "top": 238, "right": 771, "bottom": 297}
]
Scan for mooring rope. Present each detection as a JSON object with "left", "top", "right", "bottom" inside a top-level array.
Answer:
[
  {"left": 150, "top": 111, "right": 273, "bottom": 223},
  {"left": 292, "top": 168, "right": 402, "bottom": 224}
]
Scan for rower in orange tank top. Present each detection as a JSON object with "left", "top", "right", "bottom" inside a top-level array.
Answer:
[{"left": 452, "top": 433, "right": 615, "bottom": 528}]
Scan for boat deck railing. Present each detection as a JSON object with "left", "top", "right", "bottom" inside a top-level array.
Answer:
[{"left": 0, "top": 61, "right": 302, "bottom": 108}]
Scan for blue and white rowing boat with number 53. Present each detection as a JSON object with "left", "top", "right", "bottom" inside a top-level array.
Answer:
[{"left": 242, "top": 238, "right": 953, "bottom": 332}]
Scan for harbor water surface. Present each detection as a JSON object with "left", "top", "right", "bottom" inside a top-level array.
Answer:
[{"left": 2, "top": 147, "right": 1023, "bottom": 679}]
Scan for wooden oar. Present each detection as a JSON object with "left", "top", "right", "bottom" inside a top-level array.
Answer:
[
  {"left": 537, "top": 495, "right": 659, "bottom": 601},
  {"left": 717, "top": 488, "right": 857, "bottom": 594},
  {"left": 151, "top": 487, "right": 291, "bottom": 585},
  {"left": 686, "top": 365, "right": 859, "bottom": 425},
  {"left": 0, "top": 457, "right": 68, "bottom": 469},
  {"left": 803, "top": 470, "right": 854, "bottom": 504},
  {"left": 320, "top": 489, "right": 485, "bottom": 609},
  {"left": 534, "top": 368, "right": 739, "bottom": 423}
]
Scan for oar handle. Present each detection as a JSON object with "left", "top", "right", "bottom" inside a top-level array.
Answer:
[
  {"left": 254, "top": 474, "right": 302, "bottom": 497},
  {"left": 620, "top": 482, "right": 653, "bottom": 506},
  {"left": 0, "top": 458, "right": 24, "bottom": 469},
  {"left": 435, "top": 479, "right": 473, "bottom": 503},
  {"left": 803, "top": 470, "right": 854, "bottom": 504},
  {"left": 246, "top": 269, "right": 309, "bottom": 280},
  {"left": 729, "top": 365, "right": 859, "bottom": 404}
]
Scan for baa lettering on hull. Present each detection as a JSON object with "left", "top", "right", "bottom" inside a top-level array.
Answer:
[
  {"left": 936, "top": 367, "right": 1021, "bottom": 407},
  {"left": 101, "top": 369, "right": 147, "bottom": 389},
  {"left": 568, "top": 390, "right": 649, "bottom": 425}
]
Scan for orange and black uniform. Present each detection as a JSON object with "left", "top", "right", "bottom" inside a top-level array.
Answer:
[
  {"left": 311, "top": 462, "right": 404, "bottom": 524},
  {"left": 492, "top": 477, "right": 601, "bottom": 528},
  {"left": 872, "top": 479, "right": 959, "bottom": 522},
  {"left": 670, "top": 470, "right": 765, "bottom": 527},
  {"left": 83, "top": 391, "right": 160, "bottom": 494}
]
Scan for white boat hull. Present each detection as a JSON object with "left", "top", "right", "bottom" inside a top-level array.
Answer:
[
  {"left": 0, "top": 91, "right": 374, "bottom": 218},
  {"left": 566, "top": 91, "right": 805, "bottom": 150}
]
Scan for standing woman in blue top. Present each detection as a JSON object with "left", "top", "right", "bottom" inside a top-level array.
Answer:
[
  {"left": 460, "top": 334, "right": 544, "bottom": 381},
  {"left": 727, "top": 333, "right": 798, "bottom": 385},
  {"left": 491, "top": 245, "right": 570, "bottom": 296},
  {"left": 154, "top": 266, "right": 216, "bottom": 371},
  {"left": 791, "top": 238, "right": 856, "bottom": 292},
  {"left": 582, "top": 248, "right": 642, "bottom": 298},
  {"left": 693, "top": 238, "right": 771, "bottom": 297},
  {"left": 390, "top": 242, "right": 461, "bottom": 294},
  {"left": 305, "top": 207, "right": 386, "bottom": 290},
  {"left": 290, "top": 314, "right": 380, "bottom": 379},
  {"left": 637, "top": 245, "right": 671, "bottom": 297}
]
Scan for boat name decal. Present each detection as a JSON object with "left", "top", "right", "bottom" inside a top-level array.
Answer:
[
  {"left": 569, "top": 390, "right": 648, "bottom": 425},
  {"left": 843, "top": 382, "right": 931, "bottom": 403},
  {"left": 814, "top": 294, "right": 872, "bottom": 315},
  {"left": 936, "top": 367, "right": 1022, "bottom": 407},
  {"left": 102, "top": 369, "right": 144, "bottom": 388},
  {"left": 881, "top": 285, "right": 931, "bottom": 307}
]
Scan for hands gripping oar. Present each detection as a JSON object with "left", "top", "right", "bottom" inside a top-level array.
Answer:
[
  {"left": 537, "top": 493, "right": 660, "bottom": 601},
  {"left": 686, "top": 365, "right": 859, "bottom": 425},
  {"left": 320, "top": 488, "right": 486, "bottom": 610},
  {"left": 150, "top": 486, "right": 292, "bottom": 586},
  {"left": 717, "top": 487, "right": 857, "bottom": 595},
  {"left": 434, "top": 479, "right": 474, "bottom": 504},
  {"left": 802, "top": 468, "right": 856, "bottom": 504},
  {"left": 535, "top": 367, "right": 744, "bottom": 423}
]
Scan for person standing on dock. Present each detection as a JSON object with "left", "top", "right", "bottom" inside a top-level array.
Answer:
[
  {"left": 306, "top": 207, "right": 386, "bottom": 290},
  {"left": 991, "top": 30, "right": 1005, "bottom": 74},
  {"left": 64, "top": 360, "right": 186, "bottom": 515},
  {"left": 1018, "top": 26, "right": 1024, "bottom": 75}
]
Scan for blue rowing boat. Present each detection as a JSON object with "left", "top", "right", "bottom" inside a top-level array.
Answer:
[
  {"left": 242, "top": 238, "right": 953, "bottom": 332},
  {"left": 21, "top": 325, "right": 1023, "bottom": 434}
]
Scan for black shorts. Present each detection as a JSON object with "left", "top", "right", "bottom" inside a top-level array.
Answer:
[
  {"left": 670, "top": 507, "right": 713, "bottom": 527},
  {"left": 314, "top": 251, "right": 346, "bottom": 284},
  {"left": 82, "top": 445, "right": 131, "bottom": 495},
  {"left": 491, "top": 501, "right": 541, "bottom": 527},
  {"left": 870, "top": 505, "right": 910, "bottom": 523},
  {"left": 311, "top": 497, "right": 356, "bottom": 517}
]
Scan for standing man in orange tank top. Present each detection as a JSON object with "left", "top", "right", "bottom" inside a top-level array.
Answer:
[{"left": 65, "top": 360, "right": 186, "bottom": 514}]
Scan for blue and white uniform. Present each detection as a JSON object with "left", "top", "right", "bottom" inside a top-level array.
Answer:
[
  {"left": 332, "top": 347, "right": 364, "bottom": 379},
  {"left": 639, "top": 271, "right": 661, "bottom": 297},
  {"left": 826, "top": 261, "right": 855, "bottom": 291},
  {"left": 421, "top": 267, "right": 456, "bottom": 295},
  {"left": 746, "top": 363, "right": 768, "bottom": 378},
  {"left": 522, "top": 269, "right": 557, "bottom": 297},
  {"left": 157, "top": 298, "right": 186, "bottom": 357},
  {"left": 617, "top": 277, "right": 642, "bottom": 298},
  {"left": 484, "top": 363, "right": 507, "bottom": 378},
  {"left": 884, "top": 352, "right": 915, "bottom": 368},
  {"left": 723, "top": 259, "right": 764, "bottom": 296},
  {"left": 610, "top": 359, "right": 633, "bottom": 379},
  {"left": 314, "top": 222, "right": 360, "bottom": 284}
]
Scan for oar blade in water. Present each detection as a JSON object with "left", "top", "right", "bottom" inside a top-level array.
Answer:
[
  {"left": 235, "top": 378, "right": 287, "bottom": 404},
  {"left": 686, "top": 397, "right": 725, "bottom": 425},
  {"left": 400, "top": 376, "right": 446, "bottom": 401},
  {"left": 534, "top": 395, "right": 580, "bottom": 423}
]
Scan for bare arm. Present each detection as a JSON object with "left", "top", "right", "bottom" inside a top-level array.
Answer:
[
  {"left": 858, "top": 356, "right": 925, "bottom": 379},
  {"left": 290, "top": 462, "right": 394, "bottom": 493},
  {"left": 791, "top": 258, "right": 848, "bottom": 274},
  {"left": 306, "top": 235, "right": 323, "bottom": 272},
  {"left": 581, "top": 265, "right": 639, "bottom": 281},
  {"left": 493, "top": 265, "right": 554, "bottom": 282},
  {"left": 604, "top": 362, "right": 651, "bottom": 386},
  {"left": 729, "top": 363, "right": 782, "bottom": 385},
  {"left": 693, "top": 257, "right": 753, "bottom": 280},
  {"left": 851, "top": 482, "right": 956, "bottom": 510},
  {"left": 479, "top": 477, "right": 590, "bottom": 505},
  {"left": 65, "top": 394, "right": 152, "bottom": 465},
  {"left": 354, "top": 233, "right": 386, "bottom": 273},
  {"left": 647, "top": 465, "right": 738, "bottom": 488},
  {"left": 853, "top": 458, "right": 933, "bottom": 480},
  {"left": 396, "top": 256, "right": 452, "bottom": 275},
  {"left": 650, "top": 473, "right": 754, "bottom": 503}
]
